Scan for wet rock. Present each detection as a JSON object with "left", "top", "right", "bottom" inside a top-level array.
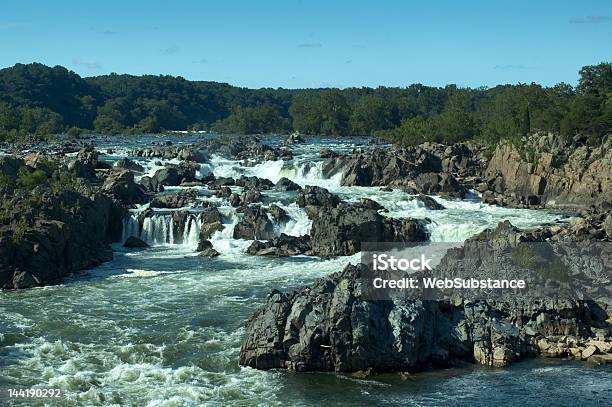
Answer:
[
  {"left": 269, "top": 204, "right": 290, "bottom": 224},
  {"left": 198, "top": 207, "right": 224, "bottom": 239},
  {"left": 150, "top": 190, "right": 198, "bottom": 209},
  {"left": 296, "top": 186, "right": 341, "bottom": 208},
  {"left": 196, "top": 239, "right": 220, "bottom": 257},
  {"left": 233, "top": 205, "right": 276, "bottom": 240},
  {"left": 230, "top": 190, "right": 262, "bottom": 207},
  {"left": 286, "top": 133, "right": 305, "bottom": 144},
  {"left": 140, "top": 175, "right": 164, "bottom": 193},
  {"left": 309, "top": 203, "right": 429, "bottom": 256},
  {"left": 413, "top": 172, "right": 466, "bottom": 198},
  {"left": 320, "top": 148, "right": 338, "bottom": 159},
  {"left": 101, "top": 169, "right": 148, "bottom": 205},
  {"left": 247, "top": 234, "right": 311, "bottom": 256},
  {"left": 416, "top": 194, "right": 445, "bottom": 210},
  {"left": 114, "top": 158, "right": 144, "bottom": 173},
  {"left": 123, "top": 236, "right": 149, "bottom": 248},
  {"left": 152, "top": 162, "right": 199, "bottom": 187},
  {"left": 235, "top": 176, "right": 274, "bottom": 190},
  {"left": 275, "top": 177, "right": 302, "bottom": 192}
]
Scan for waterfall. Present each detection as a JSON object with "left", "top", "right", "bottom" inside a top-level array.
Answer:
[{"left": 121, "top": 212, "right": 202, "bottom": 247}]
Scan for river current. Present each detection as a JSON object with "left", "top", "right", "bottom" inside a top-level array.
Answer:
[{"left": 1, "top": 135, "right": 610, "bottom": 406}]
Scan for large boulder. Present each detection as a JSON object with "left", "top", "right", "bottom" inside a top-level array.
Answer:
[
  {"left": 296, "top": 186, "right": 341, "bottom": 208},
  {"left": 275, "top": 177, "right": 302, "bottom": 192},
  {"left": 247, "top": 234, "right": 311, "bottom": 256},
  {"left": 114, "top": 158, "right": 144, "bottom": 173},
  {"left": 233, "top": 205, "right": 276, "bottom": 240},
  {"left": 150, "top": 190, "right": 198, "bottom": 209},
  {"left": 412, "top": 172, "right": 466, "bottom": 198},
  {"left": 69, "top": 147, "right": 98, "bottom": 179},
  {"left": 102, "top": 169, "right": 148, "bottom": 205},
  {"left": 309, "top": 203, "right": 429, "bottom": 256},
  {"left": 235, "top": 176, "right": 275, "bottom": 190}
]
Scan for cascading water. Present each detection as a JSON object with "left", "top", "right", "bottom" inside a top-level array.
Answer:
[
  {"left": 2, "top": 135, "right": 590, "bottom": 407},
  {"left": 122, "top": 211, "right": 203, "bottom": 247}
]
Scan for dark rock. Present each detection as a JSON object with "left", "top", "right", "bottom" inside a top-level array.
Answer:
[
  {"left": 275, "top": 177, "right": 302, "bottom": 192},
  {"left": 236, "top": 176, "right": 274, "bottom": 190},
  {"left": 416, "top": 194, "right": 445, "bottom": 210},
  {"left": 0, "top": 191, "right": 124, "bottom": 289},
  {"left": 247, "top": 234, "right": 311, "bottom": 256},
  {"left": 215, "top": 186, "right": 233, "bottom": 198},
  {"left": 269, "top": 204, "right": 290, "bottom": 224},
  {"left": 140, "top": 175, "right": 164, "bottom": 193},
  {"left": 286, "top": 133, "right": 305, "bottom": 144},
  {"left": 296, "top": 186, "right": 341, "bottom": 208},
  {"left": 69, "top": 147, "right": 98, "bottom": 179},
  {"left": 320, "top": 148, "right": 338, "bottom": 159},
  {"left": 123, "top": 236, "right": 149, "bottom": 248},
  {"left": 230, "top": 190, "right": 262, "bottom": 207},
  {"left": 196, "top": 239, "right": 220, "bottom": 257},
  {"left": 102, "top": 169, "right": 148, "bottom": 205},
  {"left": 233, "top": 205, "right": 276, "bottom": 240},
  {"left": 150, "top": 190, "right": 198, "bottom": 209},
  {"left": 114, "top": 158, "right": 144, "bottom": 173},
  {"left": 309, "top": 203, "right": 429, "bottom": 256},
  {"left": 413, "top": 172, "right": 466, "bottom": 198}
]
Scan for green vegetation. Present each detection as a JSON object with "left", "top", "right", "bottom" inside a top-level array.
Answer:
[{"left": 0, "top": 62, "right": 610, "bottom": 146}]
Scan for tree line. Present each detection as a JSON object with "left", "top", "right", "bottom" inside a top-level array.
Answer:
[{"left": 0, "top": 62, "right": 610, "bottom": 146}]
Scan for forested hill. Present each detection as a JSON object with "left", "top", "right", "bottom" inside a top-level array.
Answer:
[{"left": 0, "top": 62, "right": 610, "bottom": 146}]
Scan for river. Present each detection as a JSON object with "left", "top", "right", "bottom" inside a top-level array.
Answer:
[{"left": 1, "top": 135, "right": 610, "bottom": 406}]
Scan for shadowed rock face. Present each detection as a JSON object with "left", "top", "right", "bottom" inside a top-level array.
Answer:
[
  {"left": 0, "top": 191, "right": 125, "bottom": 289},
  {"left": 484, "top": 136, "right": 612, "bottom": 209},
  {"left": 239, "top": 222, "right": 612, "bottom": 373},
  {"left": 309, "top": 203, "right": 430, "bottom": 256}
]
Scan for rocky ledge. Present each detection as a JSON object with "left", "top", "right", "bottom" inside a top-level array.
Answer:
[{"left": 239, "top": 221, "right": 612, "bottom": 372}]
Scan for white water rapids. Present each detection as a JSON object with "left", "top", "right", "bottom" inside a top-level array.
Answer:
[{"left": 2, "top": 136, "right": 595, "bottom": 407}]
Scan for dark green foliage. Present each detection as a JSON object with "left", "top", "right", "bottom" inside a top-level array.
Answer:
[
  {"left": 16, "top": 166, "right": 48, "bottom": 189},
  {"left": 0, "top": 62, "right": 610, "bottom": 145},
  {"left": 213, "top": 105, "right": 290, "bottom": 134}
]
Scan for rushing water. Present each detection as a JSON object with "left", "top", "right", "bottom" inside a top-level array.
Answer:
[{"left": 1, "top": 135, "right": 610, "bottom": 407}]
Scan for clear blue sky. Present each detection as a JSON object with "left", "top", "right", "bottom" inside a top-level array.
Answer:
[{"left": 1, "top": 0, "right": 611, "bottom": 89}]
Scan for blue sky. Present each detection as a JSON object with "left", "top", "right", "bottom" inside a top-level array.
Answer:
[{"left": 1, "top": 0, "right": 611, "bottom": 89}]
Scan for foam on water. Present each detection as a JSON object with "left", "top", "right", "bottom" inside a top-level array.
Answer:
[{"left": 1, "top": 136, "right": 594, "bottom": 407}]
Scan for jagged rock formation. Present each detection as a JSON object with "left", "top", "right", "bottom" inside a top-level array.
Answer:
[
  {"left": 239, "top": 222, "right": 612, "bottom": 372},
  {"left": 483, "top": 135, "right": 612, "bottom": 209}
]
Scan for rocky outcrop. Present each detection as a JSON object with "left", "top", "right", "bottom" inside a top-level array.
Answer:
[
  {"left": 412, "top": 172, "right": 466, "bottom": 198},
  {"left": 483, "top": 135, "right": 612, "bottom": 209},
  {"left": 296, "top": 186, "right": 341, "bottom": 209},
  {"left": 101, "top": 169, "right": 148, "bottom": 205},
  {"left": 229, "top": 190, "right": 262, "bottom": 207},
  {"left": 275, "top": 177, "right": 302, "bottom": 192},
  {"left": 123, "top": 236, "right": 149, "bottom": 248},
  {"left": 235, "top": 176, "right": 275, "bottom": 190},
  {"left": 239, "top": 222, "right": 612, "bottom": 372},
  {"left": 114, "top": 158, "right": 144, "bottom": 173},
  {"left": 150, "top": 162, "right": 200, "bottom": 187},
  {"left": 233, "top": 205, "right": 276, "bottom": 240},
  {"left": 247, "top": 234, "right": 311, "bottom": 256},
  {"left": 150, "top": 190, "right": 198, "bottom": 209},
  {"left": 309, "top": 203, "right": 429, "bottom": 256},
  {"left": 68, "top": 147, "right": 99, "bottom": 179},
  {"left": 0, "top": 190, "right": 125, "bottom": 289}
]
